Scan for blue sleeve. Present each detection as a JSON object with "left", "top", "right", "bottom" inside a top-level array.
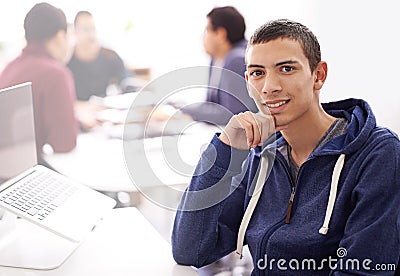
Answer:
[
  {"left": 171, "top": 134, "right": 250, "bottom": 268},
  {"left": 332, "top": 136, "right": 400, "bottom": 275},
  {"left": 180, "top": 102, "right": 234, "bottom": 125}
]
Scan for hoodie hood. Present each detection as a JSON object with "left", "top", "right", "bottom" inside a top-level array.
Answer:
[{"left": 320, "top": 98, "right": 376, "bottom": 155}]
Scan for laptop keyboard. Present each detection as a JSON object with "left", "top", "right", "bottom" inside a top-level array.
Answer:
[{"left": 0, "top": 171, "right": 78, "bottom": 220}]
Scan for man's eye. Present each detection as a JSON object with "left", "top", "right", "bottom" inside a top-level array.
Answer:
[
  {"left": 281, "top": 66, "right": 294, "bottom": 73},
  {"left": 250, "top": 70, "right": 263, "bottom": 77}
]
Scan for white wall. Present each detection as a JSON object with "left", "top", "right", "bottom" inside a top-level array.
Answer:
[
  {"left": 1, "top": 0, "right": 398, "bottom": 132},
  {"left": 315, "top": 0, "right": 400, "bottom": 132}
]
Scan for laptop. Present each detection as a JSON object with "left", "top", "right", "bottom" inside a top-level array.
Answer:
[{"left": 0, "top": 82, "right": 116, "bottom": 242}]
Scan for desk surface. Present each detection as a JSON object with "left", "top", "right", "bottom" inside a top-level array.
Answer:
[
  {"left": 0, "top": 207, "right": 198, "bottom": 276},
  {"left": 43, "top": 122, "right": 220, "bottom": 192}
]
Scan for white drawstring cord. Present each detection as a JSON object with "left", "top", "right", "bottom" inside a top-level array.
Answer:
[
  {"left": 319, "top": 154, "right": 346, "bottom": 235},
  {"left": 236, "top": 155, "right": 269, "bottom": 259}
]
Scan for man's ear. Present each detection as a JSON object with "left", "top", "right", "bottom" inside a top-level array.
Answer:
[
  {"left": 314, "top": 61, "right": 328, "bottom": 90},
  {"left": 216, "top": 27, "right": 228, "bottom": 41}
]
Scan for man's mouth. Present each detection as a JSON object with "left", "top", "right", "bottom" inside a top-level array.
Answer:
[{"left": 264, "top": 100, "right": 290, "bottom": 108}]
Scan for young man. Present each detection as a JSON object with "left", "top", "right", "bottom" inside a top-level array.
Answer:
[
  {"left": 180, "top": 6, "right": 258, "bottom": 125},
  {"left": 0, "top": 2, "right": 78, "bottom": 156},
  {"left": 172, "top": 19, "right": 400, "bottom": 275}
]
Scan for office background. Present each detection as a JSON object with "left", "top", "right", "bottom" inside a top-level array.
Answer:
[{"left": 1, "top": 0, "right": 399, "bottom": 133}]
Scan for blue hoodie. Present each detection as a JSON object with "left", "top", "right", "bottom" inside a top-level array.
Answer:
[{"left": 172, "top": 99, "right": 400, "bottom": 275}]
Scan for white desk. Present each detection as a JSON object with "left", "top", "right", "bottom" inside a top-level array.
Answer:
[
  {"left": 0, "top": 207, "right": 198, "bottom": 276},
  {"left": 43, "top": 122, "right": 220, "bottom": 193}
]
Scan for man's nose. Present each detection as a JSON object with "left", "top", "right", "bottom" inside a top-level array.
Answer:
[{"left": 261, "top": 72, "right": 281, "bottom": 94}]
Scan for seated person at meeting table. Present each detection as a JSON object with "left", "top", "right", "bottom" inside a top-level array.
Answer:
[
  {"left": 67, "top": 10, "right": 134, "bottom": 130},
  {"left": 172, "top": 19, "right": 400, "bottom": 275},
  {"left": 178, "top": 6, "right": 258, "bottom": 125},
  {"left": 0, "top": 2, "right": 78, "bottom": 158}
]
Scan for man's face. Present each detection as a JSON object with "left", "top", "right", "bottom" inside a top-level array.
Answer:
[
  {"left": 245, "top": 38, "right": 323, "bottom": 128},
  {"left": 74, "top": 14, "right": 98, "bottom": 48},
  {"left": 202, "top": 18, "right": 220, "bottom": 57}
]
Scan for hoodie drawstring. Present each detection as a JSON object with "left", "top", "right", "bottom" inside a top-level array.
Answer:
[
  {"left": 235, "top": 153, "right": 346, "bottom": 258},
  {"left": 235, "top": 155, "right": 269, "bottom": 259},
  {"left": 319, "top": 154, "right": 346, "bottom": 234}
]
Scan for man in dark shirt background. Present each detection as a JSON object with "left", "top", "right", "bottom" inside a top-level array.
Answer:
[{"left": 67, "top": 11, "right": 129, "bottom": 101}]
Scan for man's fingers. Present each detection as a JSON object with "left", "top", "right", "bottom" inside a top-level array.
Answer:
[
  {"left": 252, "top": 113, "right": 275, "bottom": 145},
  {"left": 235, "top": 115, "right": 255, "bottom": 148},
  {"left": 237, "top": 112, "right": 265, "bottom": 148}
]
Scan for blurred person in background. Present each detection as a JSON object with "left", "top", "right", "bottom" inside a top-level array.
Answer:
[
  {"left": 67, "top": 11, "right": 135, "bottom": 129},
  {"left": 179, "top": 6, "right": 258, "bottom": 125},
  {"left": 68, "top": 10, "right": 132, "bottom": 101},
  {"left": 0, "top": 2, "right": 78, "bottom": 161}
]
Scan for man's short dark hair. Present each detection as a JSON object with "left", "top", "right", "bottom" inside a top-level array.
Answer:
[
  {"left": 207, "top": 6, "right": 246, "bottom": 45},
  {"left": 249, "top": 19, "right": 321, "bottom": 72},
  {"left": 24, "top": 2, "right": 67, "bottom": 42}
]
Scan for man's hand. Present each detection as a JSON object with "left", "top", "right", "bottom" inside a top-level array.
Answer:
[
  {"left": 74, "top": 101, "right": 104, "bottom": 131},
  {"left": 219, "top": 111, "right": 286, "bottom": 150}
]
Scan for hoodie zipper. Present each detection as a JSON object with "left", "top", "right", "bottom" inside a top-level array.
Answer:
[
  {"left": 285, "top": 163, "right": 308, "bottom": 224},
  {"left": 283, "top": 146, "right": 312, "bottom": 224},
  {"left": 285, "top": 186, "right": 295, "bottom": 224},
  {"left": 275, "top": 152, "right": 297, "bottom": 224},
  {"left": 262, "top": 150, "right": 297, "bottom": 225}
]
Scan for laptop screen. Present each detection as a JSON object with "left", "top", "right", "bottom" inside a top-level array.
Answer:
[{"left": 0, "top": 82, "right": 37, "bottom": 186}]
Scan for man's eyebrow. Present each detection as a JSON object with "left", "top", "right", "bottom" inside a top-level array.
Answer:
[
  {"left": 275, "top": 60, "right": 299, "bottom": 67},
  {"left": 247, "top": 60, "right": 300, "bottom": 69},
  {"left": 247, "top": 64, "right": 265, "bottom": 69}
]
